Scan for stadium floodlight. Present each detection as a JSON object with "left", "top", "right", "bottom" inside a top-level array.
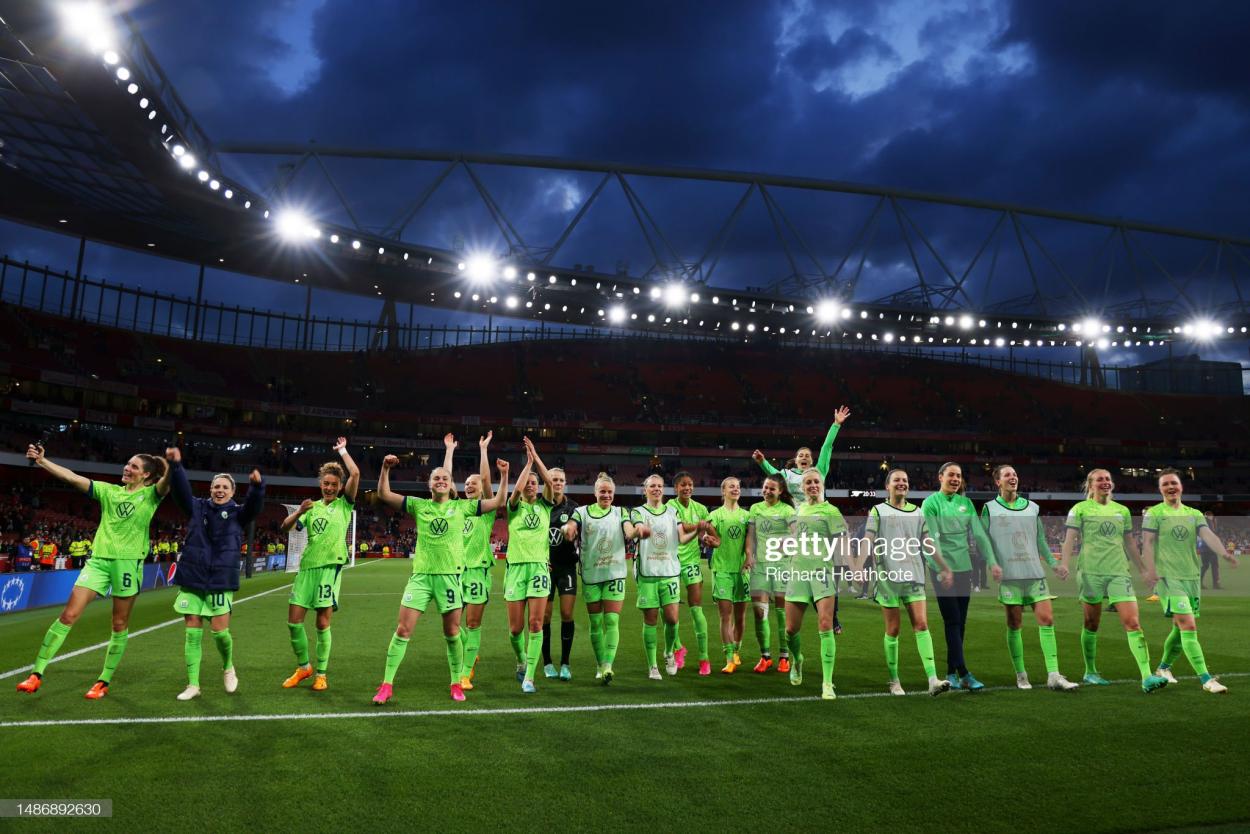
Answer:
[
  {"left": 351, "top": 240, "right": 361, "bottom": 250},
  {"left": 647, "top": 314, "right": 656, "bottom": 322},
  {"left": 548, "top": 275, "right": 557, "bottom": 284},
  {"left": 746, "top": 323, "right": 756, "bottom": 332},
  {"left": 944, "top": 316, "right": 954, "bottom": 326},
  {"left": 1191, "top": 320, "right": 1220, "bottom": 340},
  {"left": 138, "top": 96, "right": 149, "bottom": 108},
  {"left": 172, "top": 144, "right": 186, "bottom": 157},
  {"left": 994, "top": 337, "right": 1005, "bottom": 347},
  {"left": 224, "top": 189, "right": 233, "bottom": 199},
  {"left": 1096, "top": 338, "right": 1109, "bottom": 349},
  {"left": 126, "top": 83, "right": 138, "bottom": 94},
  {"left": 1081, "top": 318, "right": 1101, "bottom": 335},
  {"left": 505, "top": 296, "right": 518, "bottom": 309},
  {"left": 608, "top": 305, "right": 627, "bottom": 324},
  {"left": 978, "top": 319, "right": 987, "bottom": 328},
  {"left": 690, "top": 293, "right": 700, "bottom": 303},
  {"left": 883, "top": 332, "right": 895, "bottom": 343},
  {"left": 664, "top": 284, "right": 688, "bottom": 308},
  {"left": 526, "top": 272, "right": 536, "bottom": 281},
  {"left": 731, "top": 322, "right": 741, "bottom": 331},
  {"left": 115, "top": 67, "right": 130, "bottom": 81},
  {"left": 329, "top": 234, "right": 339, "bottom": 243},
  {"left": 209, "top": 179, "right": 219, "bottom": 191},
  {"left": 649, "top": 287, "right": 663, "bottom": 300},
  {"left": 274, "top": 209, "right": 318, "bottom": 242},
  {"left": 59, "top": 2, "right": 116, "bottom": 53},
  {"left": 464, "top": 254, "right": 496, "bottom": 282},
  {"left": 815, "top": 301, "right": 839, "bottom": 323},
  {"left": 178, "top": 153, "right": 195, "bottom": 170},
  {"left": 958, "top": 314, "right": 973, "bottom": 330},
  {"left": 378, "top": 247, "right": 385, "bottom": 255},
  {"left": 102, "top": 50, "right": 119, "bottom": 65},
  {"left": 712, "top": 296, "right": 720, "bottom": 304},
  {"left": 502, "top": 266, "right": 518, "bottom": 280},
  {"left": 196, "top": 170, "right": 209, "bottom": 182}
]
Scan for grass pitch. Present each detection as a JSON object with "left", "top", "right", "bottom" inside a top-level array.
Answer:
[{"left": 1, "top": 558, "right": 1248, "bottom": 833}]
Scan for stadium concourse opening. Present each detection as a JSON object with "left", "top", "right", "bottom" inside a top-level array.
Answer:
[{"left": 3, "top": 2, "right": 1250, "bottom": 832}]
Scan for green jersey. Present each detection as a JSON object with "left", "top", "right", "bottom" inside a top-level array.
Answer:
[
  {"left": 980, "top": 496, "right": 1053, "bottom": 581},
  {"left": 89, "top": 482, "right": 164, "bottom": 559},
  {"left": 506, "top": 497, "right": 552, "bottom": 565},
  {"left": 866, "top": 501, "right": 933, "bottom": 584},
  {"left": 1065, "top": 498, "right": 1132, "bottom": 576},
  {"left": 708, "top": 505, "right": 751, "bottom": 573},
  {"left": 794, "top": 500, "right": 848, "bottom": 569},
  {"left": 1142, "top": 502, "right": 1206, "bottom": 581},
  {"left": 298, "top": 495, "right": 354, "bottom": 570},
  {"left": 462, "top": 507, "right": 495, "bottom": 570},
  {"left": 405, "top": 497, "right": 479, "bottom": 574},
  {"left": 632, "top": 503, "right": 682, "bottom": 578},
  {"left": 748, "top": 500, "right": 797, "bottom": 569},
  {"left": 573, "top": 504, "right": 630, "bottom": 584},
  {"left": 667, "top": 497, "right": 709, "bottom": 566},
  {"left": 757, "top": 422, "right": 841, "bottom": 491},
  {"left": 920, "top": 491, "right": 997, "bottom": 573}
]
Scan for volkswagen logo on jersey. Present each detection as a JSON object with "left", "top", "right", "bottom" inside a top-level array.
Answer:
[
  {"left": 524, "top": 512, "right": 540, "bottom": 530},
  {"left": 727, "top": 525, "right": 742, "bottom": 539},
  {"left": 0, "top": 576, "right": 26, "bottom": 611},
  {"left": 430, "top": 517, "right": 449, "bottom": 536},
  {"left": 462, "top": 517, "right": 474, "bottom": 535},
  {"left": 1099, "top": 521, "right": 1117, "bottom": 536},
  {"left": 1171, "top": 525, "right": 1189, "bottom": 540},
  {"left": 548, "top": 527, "right": 564, "bottom": 546},
  {"left": 311, "top": 517, "right": 329, "bottom": 536},
  {"left": 116, "top": 501, "right": 136, "bottom": 518}
]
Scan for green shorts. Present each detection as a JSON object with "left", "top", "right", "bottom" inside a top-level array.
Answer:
[
  {"left": 712, "top": 570, "right": 749, "bottom": 603},
  {"left": 785, "top": 566, "right": 837, "bottom": 604},
  {"left": 1157, "top": 577, "right": 1200, "bottom": 618},
  {"left": 174, "top": 589, "right": 233, "bottom": 617},
  {"left": 1077, "top": 571, "right": 1136, "bottom": 605},
  {"left": 636, "top": 575, "right": 681, "bottom": 609},
  {"left": 583, "top": 578, "right": 627, "bottom": 604},
  {"left": 75, "top": 558, "right": 143, "bottom": 598},
  {"left": 680, "top": 561, "right": 703, "bottom": 586},
  {"left": 997, "top": 578, "right": 1056, "bottom": 607},
  {"left": 504, "top": 562, "right": 550, "bottom": 602},
  {"left": 289, "top": 564, "right": 343, "bottom": 610},
  {"left": 461, "top": 567, "right": 491, "bottom": 606},
  {"left": 874, "top": 578, "right": 927, "bottom": 608},
  {"left": 749, "top": 561, "right": 788, "bottom": 596},
  {"left": 401, "top": 572, "right": 463, "bottom": 614}
]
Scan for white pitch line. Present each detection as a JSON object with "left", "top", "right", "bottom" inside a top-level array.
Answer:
[
  {"left": 2, "top": 672, "right": 1243, "bottom": 730},
  {"left": 0, "top": 560, "right": 383, "bottom": 682}
]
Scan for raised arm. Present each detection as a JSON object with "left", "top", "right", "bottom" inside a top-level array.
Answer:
[
  {"left": 238, "top": 469, "right": 265, "bottom": 527},
  {"left": 334, "top": 437, "right": 360, "bottom": 503},
  {"left": 153, "top": 455, "right": 172, "bottom": 497},
  {"left": 375, "top": 455, "right": 406, "bottom": 512},
  {"left": 281, "top": 498, "right": 315, "bottom": 534},
  {"left": 478, "top": 459, "right": 511, "bottom": 514},
  {"left": 508, "top": 448, "right": 536, "bottom": 510},
  {"left": 164, "top": 447, "right": 194, "bottom": 516},
  {"left": 442, "top": 433, "right": 457, "bottom": 477},
  {"left": 815, "top": 406, "right": 850, "bottom": 478},
  {"left": 751, "top": 450, "right": 779, "bottom": 476},
  {"left": 522, "top": 436, "right": 555, "bottom": 497},
  {"left": 478, "top": 432, "right": 494, "bottom": 501},
  {"left": 27, "top": 444, "right": 91, "bottom": 493}
]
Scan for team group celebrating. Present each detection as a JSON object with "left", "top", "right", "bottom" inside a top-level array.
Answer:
[{"left": 14, "top": 408, "right": 1239, "bottom": 704}]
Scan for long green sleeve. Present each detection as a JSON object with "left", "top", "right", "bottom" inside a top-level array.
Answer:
[
  {"left": 815, "top": 423, "right": 841, "bottom": 478},
  {"left": 757, "top": 457, "right": 779, "bottom": 476}
]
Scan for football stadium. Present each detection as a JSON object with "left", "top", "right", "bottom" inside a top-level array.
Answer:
[{"left": 1, "top": 2, "right": 1249, "bottom": 831}]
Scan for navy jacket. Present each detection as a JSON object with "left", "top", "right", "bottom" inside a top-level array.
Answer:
[{"left": 170, "top": 463, "right": 264, "bottom": 592}]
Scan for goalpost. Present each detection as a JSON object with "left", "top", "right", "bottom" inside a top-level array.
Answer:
[{"left": 283, "top": 504, "right": 357, "bottom": 572}]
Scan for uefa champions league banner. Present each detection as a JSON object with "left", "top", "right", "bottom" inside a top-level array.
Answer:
[{"left": 0, "top": 564, "right": 173, "bottom": 615}]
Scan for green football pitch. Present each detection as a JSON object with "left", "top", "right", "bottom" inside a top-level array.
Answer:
[{"left": 1, "top": 558, "right": 1248, "bottom": 833}]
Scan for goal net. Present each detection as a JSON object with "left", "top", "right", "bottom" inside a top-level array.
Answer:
[{"left": 283, "top": 504, "right": 357, "bottom": 572}]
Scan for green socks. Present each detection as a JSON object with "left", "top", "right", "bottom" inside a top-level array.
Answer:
[
  {"left": 509, "top": 631, "right": 526, "bottom": 664},
  {"left": 184, "top": 627, "right": 204, "bottom": 687},
  {"left": 1180, "top": 629, "right": 1210, "bottom": 680},
  {"left": 663, "top": 622, "right": 678, "bottom": 656},
  {"left": 884, "top": 633, "right": 900, "bottom": 680},
  {"left": 1007, "top": 628, "right": 1025, "bottom": 675},
  {"left": 755, "top": 613, "right": 771, "bottom": 657},
  {"left": 1160, "top": 625, "right": 1183, "bottom": 669},
  {"left": 914, "top": 629, "right": 937, "bottom": 679},
  {"left": 445, "top": 633, "right": 464, "bottom": 684},
  {"left": 787, "top": 631, "right": 802, "bottom": 661},
  {"left": 315, "top": 627, "right": 332, "bottom": 674},
  {"left": 1126, "top": 629, "right": 1151, "bottom": 680},
  {"left": 288, "top": 622, "right": 310, "bottom": 666},
  {"left": 461, "top": 626, "right": 481, "bottom": 674},
  {"left": 643, "top": 624, "right": 658, "bottom": 668},
  {"left": 690, "top": 607, "right": 709, "bottom": 661},
  {"left": 723, "top": 642, "right": 736, "bottom": 664},
  {"left": 525, "top": 629, "right": 543, "bottom": 681},
  {"left": 212, "top": 629, "right": 234, "bottom": 671},
  {"left": 383, "top": 633, "right": 410, "bottom": 684},
  {"left": 1081, "top": 627, "right": 1099, "bottom": 675},
  {"left": 774, "top": 606, "right": 788, "bottom": 657},
  {"left": 603, "top": 612, "right": 620, "bottom": 667},
  {"left": 99, "top": 629, "right": 128, "bottom": 684},
  {"left": 819, "top": 629, "right": 836, "bottom": 686},
  {"left": 588, "top": 612, "right": 605, "bottom": 666},
  {"left": 1038, "top": 625, "right": 1059, "bottom": 674},
  {"left": 33, "top": 619, "right": 72, "bottom": 675}
]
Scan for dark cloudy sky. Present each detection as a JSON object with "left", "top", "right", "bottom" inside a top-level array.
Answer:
[{"left": 4, "top": 0, "right": 1249, "bottom": 368}]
